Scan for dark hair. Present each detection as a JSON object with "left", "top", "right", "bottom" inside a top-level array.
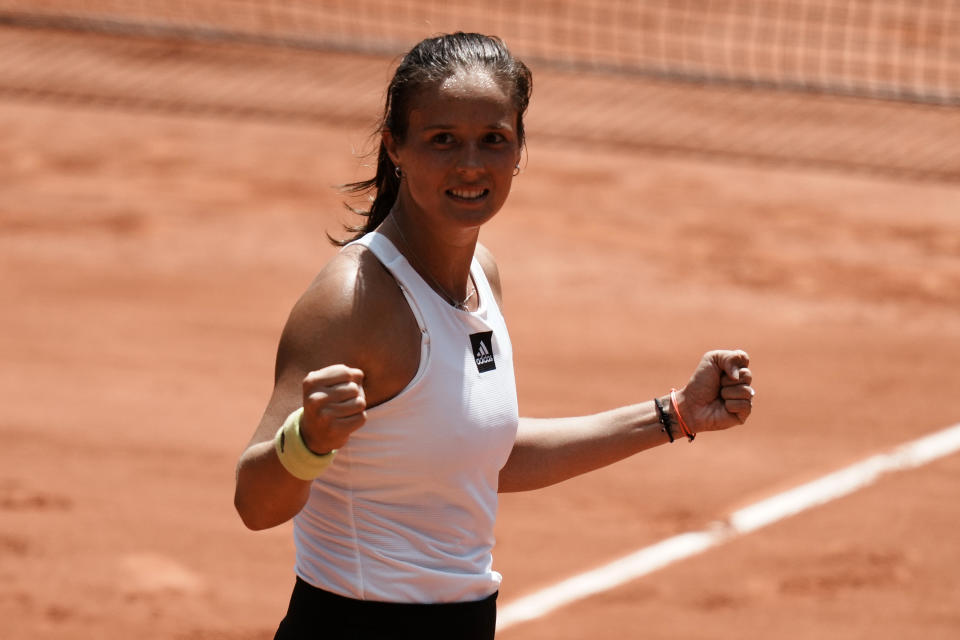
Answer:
[{"left": 332, "top": 32, "right": 533, "bottom": 245}]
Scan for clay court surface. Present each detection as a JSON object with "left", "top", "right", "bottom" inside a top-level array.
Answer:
[{"left": 2, "top": 28, "right": 960, "bottom": 640}]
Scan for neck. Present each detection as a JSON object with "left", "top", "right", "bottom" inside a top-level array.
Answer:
[{"left": 384, "top": 210, "right": 478, "bottom": 309}]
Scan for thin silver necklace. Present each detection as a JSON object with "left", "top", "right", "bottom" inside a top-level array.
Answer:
[{"left": 389, "top": 216, "right": 476, "bottom": 311}]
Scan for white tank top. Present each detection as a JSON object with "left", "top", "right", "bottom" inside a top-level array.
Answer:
[{"left": 292, "top": 230, "right": 519, "bottom": 603}]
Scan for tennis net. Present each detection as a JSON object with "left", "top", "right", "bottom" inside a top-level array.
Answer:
[
  {"left": 2, "top": 0, "right": 958, "bottom": 105},
  {"left": 1, "top": 1, "right": 958, "bottom": 180}
]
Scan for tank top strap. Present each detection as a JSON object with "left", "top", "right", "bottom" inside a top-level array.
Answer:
[
  {"left": 346, "top": 231, "right": 494, "bottom": 320},
  {"left": 467, "top": 256, "right": 495, "bottom": 319},
  {"left": 345, "top": 231, "right": 413, "bottom": 282}
]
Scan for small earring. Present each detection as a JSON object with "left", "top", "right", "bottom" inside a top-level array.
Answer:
[
  {"left": 513, "top": 164, "right": 521, "bottom": 176},
  {"left": 394, "top": 166, "right": 402, "bottom": 179}
]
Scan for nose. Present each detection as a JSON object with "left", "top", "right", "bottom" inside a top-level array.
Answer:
[{"left": 456, "top": 143, "right": 483, "bottom": 177}]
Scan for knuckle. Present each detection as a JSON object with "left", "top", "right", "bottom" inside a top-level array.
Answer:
[{"left": 305, "top": 390, "right": 330, "bottom": 407}]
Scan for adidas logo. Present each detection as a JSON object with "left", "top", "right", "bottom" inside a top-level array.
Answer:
[
  {"left": 469, "top": 331, "right": 496, "bottom": 373},
  {"left": 476, "top": 341, "right": 493, "bottom": 362}
]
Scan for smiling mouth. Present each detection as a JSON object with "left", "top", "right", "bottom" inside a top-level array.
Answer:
[{"left": 447, "top": 188, "right": 489, "bottom": 202}]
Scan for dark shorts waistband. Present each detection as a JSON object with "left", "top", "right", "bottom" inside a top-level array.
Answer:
[{"left": 274, "top": 576, "right": 498, "bottom": 640}]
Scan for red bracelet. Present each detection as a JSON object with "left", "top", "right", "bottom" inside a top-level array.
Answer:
[{"left": 670, "top": 388, "right": 695, "bottom": 442}]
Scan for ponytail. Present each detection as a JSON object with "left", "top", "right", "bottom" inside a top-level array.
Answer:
[{"left": 331, "top": 141, "right": 400, "bottom": 246}]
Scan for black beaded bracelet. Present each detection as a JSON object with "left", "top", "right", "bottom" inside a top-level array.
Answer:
[{"left": 653, "top": 396, "right": 674, "bottom": 443}]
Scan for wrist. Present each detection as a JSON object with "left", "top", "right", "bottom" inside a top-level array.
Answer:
[
  {"left": 653, "top": 395, "right": 679, "bottom": 443},
  {"left": 669, "top": 388, "right": 696, "bottom": 441},
  {"left": 274, "top": 408, "right": 337, "bottom": 481},
  {"left": 298, "top": 419, "right": 333, "bottom": 456}
]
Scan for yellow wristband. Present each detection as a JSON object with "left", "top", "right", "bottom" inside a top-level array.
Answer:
[{"left": 274, "top": 408, "right": 336, "bottom": 481}]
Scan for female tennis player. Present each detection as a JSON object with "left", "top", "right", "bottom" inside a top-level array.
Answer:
[{"left": 234, "top": 32, "right": 755, "bottom": 639}]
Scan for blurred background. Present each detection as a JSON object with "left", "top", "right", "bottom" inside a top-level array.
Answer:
[
  {"left": 3, "top": 1, "right": 959, "bottom": 177},
  {"left": 1, "top": 2, "right": 958, "bottom": 639}
]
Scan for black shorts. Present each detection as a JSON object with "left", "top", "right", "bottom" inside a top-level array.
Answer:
[{"left": 274, "top": 576, "right": 498, "bottom": 640}]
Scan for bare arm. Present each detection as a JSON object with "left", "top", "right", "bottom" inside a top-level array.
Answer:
[
  {"left": 499, "top": 351, "right": 755, "bottom": 493},
  {"left": 233, "top": 362, "right": 367, "bottom": 531},
  {"left": 475, "top": 248, "right": 757, "bottom": 493},
  {"left": 499, "top": 400, "right": 672, "bottom": 492},
  {"left": 233, "top": 248, "right": 419, "bottom": 530}
]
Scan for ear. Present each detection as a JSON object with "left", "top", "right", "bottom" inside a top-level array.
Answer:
[{"left": 382, "top": 129, "right": 402, "bottom": 168}]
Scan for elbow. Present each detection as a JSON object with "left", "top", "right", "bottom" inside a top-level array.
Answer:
[
  {"left": 234, "top": 465, "right": 262, "bottom": 530},
  {"left": 233, "top": 454, "right": 277, "bottom": 531},
  {"left": 233, "top": 478, "right": 302, "bottom": 531},
  {"left": 234, "top": 494, "right": 286, "bottom": 531},
  {"left": 234, "top": 492, "right": 269, "bottom": 531},
  {"left": 234, "top": 450, "right": 308, "bottom": 530},
  {"left": 240, "top": 516, "right": 274, "bottom": 532},
  {"left": 233, "top": 472, "right": 281, "bottom": 531}
]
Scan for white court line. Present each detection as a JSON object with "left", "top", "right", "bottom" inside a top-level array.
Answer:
[{"left": 497, "top": 422, "right": 960, "bottom": 632}]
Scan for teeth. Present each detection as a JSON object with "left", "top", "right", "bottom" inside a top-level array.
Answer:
[{"left": 449, "top": 188, "right": 486, "bottom": 200}]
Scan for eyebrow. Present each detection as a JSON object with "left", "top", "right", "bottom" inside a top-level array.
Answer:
[{"left": 422, "top": 122, "right": 514, "bottom": 131}]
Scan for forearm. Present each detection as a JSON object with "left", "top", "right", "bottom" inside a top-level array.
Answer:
[
  {"left": 234, "top": 440, "right": 312, "bottom": 530},
  {"left": 498, "top": 396, "right": 678, "bottom": 493}
]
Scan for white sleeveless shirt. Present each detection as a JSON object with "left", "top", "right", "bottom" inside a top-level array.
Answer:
[{"left": 292, "top": 231, "right": 519, "bottom": 603}]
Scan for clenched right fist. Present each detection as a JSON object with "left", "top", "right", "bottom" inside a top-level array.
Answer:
[{"left": 300, "top": 364, "right": 367, "bottom": 455}]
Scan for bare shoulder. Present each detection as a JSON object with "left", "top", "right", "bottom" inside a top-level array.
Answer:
[
  {"left": 475, "top": 242, "right": 503, "bottom": 307},
  {"left": 276, "top": 244, "right": 421, "bottom": 407}
]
